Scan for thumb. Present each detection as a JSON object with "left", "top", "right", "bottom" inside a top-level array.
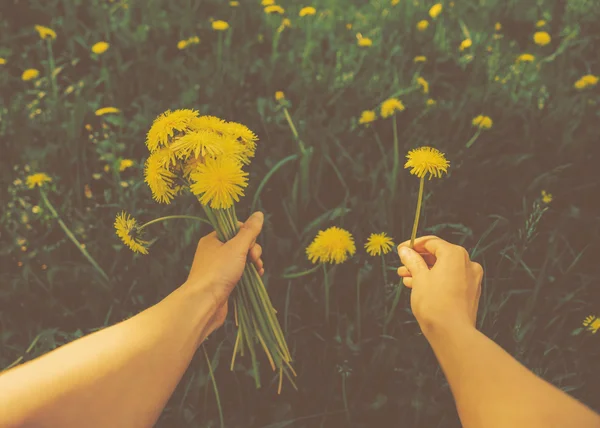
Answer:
[
  {"left": 398, "top": 246, "right": 429, "bottom": 278},
  {"left": 228, "top": 211, "right": 264, "bottom": 253}
]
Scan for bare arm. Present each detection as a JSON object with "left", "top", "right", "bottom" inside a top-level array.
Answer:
[{"left": 398, "top": 236, "right": 600, "bottom": 428}]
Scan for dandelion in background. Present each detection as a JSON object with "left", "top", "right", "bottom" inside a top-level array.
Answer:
[
  {"left": 391, "top": 0, "right": 400, "bottom": 5},
  {"left": 459, "top": 38, "right": 472, "bottom": 51},
  {"left": 22, "top": 69, "right": 40, "bottom": 81},
  {"left": 356, "top": 33, "right": 373, "bottom": 47},
  {"left": 404, "top": 147, "right": 450, "bottom": 248},
  {"left": 466, "top": 115, "right": 493, "bottom": 148},
  {"left": 262, "top": 0, "right": 274, "bottom": 5},
  {"left": 380, "top": 98, "right": 405, "bottom": 118},
  {"left": 574, "top": 74, "right": 598, "bottom": 90},
  {"left": 495, "top": 22, "right": 502, "bottom": 31},
  {"left": 34, "top": 25, "right": 56, "bottom": 40},
  {"left": 417, "top": 20, "right": 429, "bottom": 31},
  {"left": 583, "top": 315, "right": 600, "bottom": 334},
  {"left": 275, "top": 91, "right": 285, "bottom": 101},
  {"left": 264, "top": 5, "right": 285, "bottom": 14},
  {"left": 534, "top": 31, "right": 551, "bottom": 46},
  {"left": 429, "top": 3, "right": 443, "bottom": 19},
  {"left": 417, "top": 76, "right": 429, "bottom": 94},
  {"left": 177, "top": 40, "right": 188, "bottom": 49},
  {"left": 414, "top": 56, "right": 426, "bottom": 63},
  {"left": 119, "top": 159, "right": 134, "bottom": 172},
  {"left": 536, "top": 20, "right": 546, "bottom": 28},
  {"left": 541, "top": 190, "right": 553, "bottom": 204},
  {"left": 95, "top": 107, "right": 121, "bottom": 116},
  {"left": 0, "top": 57, "right": 6, "bottom": 65},
  {"left": 365, "top": 232, "right": 394, "bottom": 257},
  {"left": 426, "top": 98, "right": 437, "bottom": 107},
  {"left": 230, "top": 0, "right": 239, "bottom": 6},
  {"left": 212, "top": 20, "right": 229, "bottom": 31},
  {"left": 381, "top": 97, "right": 405, "bottom": 199},
  {"left": 358, "top": 110, "right": 376, "bottom": 125},
  {"left": 26, "top": 173, "right": 52, "bottom": 189},
  {"left": 114, "top": 212, "right": 149, "bottom": 254},
  {"left": 516, "top": 53, "right": 535, "bottom": 63},
  {"left": 299, "top": 6, "right": 316, "bottom": 17},
  {"left": 91, "top": 41, "right": 110, "bottom": 54}
]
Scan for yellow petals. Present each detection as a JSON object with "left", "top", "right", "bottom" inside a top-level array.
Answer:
[
  {"left": 536, "top": 20, "right": 546, "bottom": 28},
  {"left": 380, "top": 98, "right": 405, "bottom": 118},
  {"left": 417, "top": 20, "right": 429, "bottom": 31},
  {"left": 357, "top": 34, "right": 373, "bottom": 47},
  {"left": 533, "top": 31, "right": 551, "bottom": 46},
  {"left": 91, "top": 41, "right": 110, "bottom": 54},
  {"left": 306, "top": 227, "right": 356, "bottom": 264},
  {"left": 26, "top": 173, "right": 52, "bottom": 189},
  {"left": 429, "top": 3, "right": 443, "bottom": 19},
  {"left": 212, "top": 20, "right": 229, "bottom": 31},
  {"left": 516, "top": 53, "right": 535, "bottom": 63},
  {"left": 472, "top": 115, "right": 493, "bottom": 130},
  {"left": 146, "top": 109, "right": 199, "bottom": 152},
  {"left": 299, "top": 6, "right": 316, "bottom": 17},
  {"left": 358, "top": 110, "right": 377, "bottom": 125},
  {"left": 583, "top": 315, "right": 600, "bottom": 334},
  {"left": 413, "top": 55, "right": 427, "bottom": 63},
  {"left": 119, "top": 159, "right": 134, "bottom": 172},
  {"left": 230, "top": 0, "right": 240, "bottom": 5},
  {"left": 22, "top": 69, "right": 40, "bottom": 81},
  {"left": 265, "top": 5, "right": 285, "bottom": 14},
  {"left": 261, "top": 0, "right": 275, "bottom": 5},
  {"left": 35, "top": 25, "right": 56, "bottom": 40},
  {"left": 459, "top": 38, "right": 472, "bottom": 51},
  {"left": 275, "top": 91, "right": 285, "bottom": 101},
  {"left": 541, "top": 190, "right": 553, "bottom": 204},
  {"left": 0, "top": 58, "right": 6, "bottom": 65},
  {"left": 404, "top": 146, "right": 449, "bottom": 179},
  {"left": 114, "top": 212, "right": 149, "bottom": 254},
  {"left": 495, "top": 22, "right": 502, "bottom": 31},
  {"left": 95, "top": 107, "right": 121, "bottom": 116},
  {"left": 144, "top": 150, "right": 177, "bottom": 204},
  {"left": 426, "top": 98, "right": 437, "bottom": 107},
  {"left": 391, "top": 0, "right": 400, "bottom": 5},
  {"left": 190, "top": 157, "right": 248, "bottom": 209},
  {"left": 417, "top": 76, "right": 429, "bottom": 94},
  {"left": 365, "top": 233, "right": 394, "bottom": 256},
  {"left": 574, "top": 74, "right": 599, "bottom": 90}
]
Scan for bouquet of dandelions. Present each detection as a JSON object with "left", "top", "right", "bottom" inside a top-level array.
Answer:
[{"left": 114, "top": 109, "right": 295, "bottom": 391}]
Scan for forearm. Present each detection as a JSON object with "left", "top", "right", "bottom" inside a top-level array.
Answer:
[
  {"left": 426, "top": 321, "right": 600, "bottom": 428},
  {"left": 0, "top": 283, "right": 215, "bottom": 428}
]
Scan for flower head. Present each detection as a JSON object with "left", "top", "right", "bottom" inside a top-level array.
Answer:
[
  {"left": 459, "top": 38, "right": 472, "bottom": 51},
  {"left": 230, "top": 1, "right": 240, "bottom": 6},
  {"left": 275, "top": 91, "right": 285, "bottom": 101},
  {"left": 541, "top": 190, "right": 553, "bottom": 204},
  {"left": 95, "top": 107, "right": 120, "bottom": 116},
  {"left": 380, "top": 98, "right": 405, "bottom": 118},
  {"left": 426, "top": 98, "right": 437, "bottom": 107},
  {"left": 170, "top": 129, "right": 228, "bottom": 161},
  {"left": 144, "top": 151, "right": 177, "bottom": 204},
  {"left": 365, "top": 233, "right": 394, "bottom": 256},
  {"left": 429, "top": 3, "right": 443, "bottom": 19},
  {"left": 583, "top": 315, "right": 600, "bottom": 334},
  {"left": 417, "top": 20, "right": 429, "bottom": 31},
  {"left": 190, "top": 157, "right": 248, "bottom": 209},
  {"left": 262, "top": 0, "right": 275, "bottom": 5},
  {"left": 92, "top": 41, "right": 110, "bottom": 54},
  {"left": 177, "top": 40, "right": 188, "bottom": 50},
  {"left": 472, "top": 115, "right": 493, "bottom": 130},
  {"left": 357, "top": 35, "right": 373, "bottom": 47},
  {"left": 212, "top": 20, "right": 229, "bottom": 31},
  {"left": 536, "top": 20, "right": 546, "bottom": 28},
  {"left": 119, "top": 159, "right": 134, "bottom": 172},
  {"left": 417, "top": 76, "right": 429, "bottom": 94},
  {"left": 35, "top": 25, "right": 56, "bottom": 40},
  {"left": 265, "top": 5, "right": 285, "bottom": 14},
  {"left": 574, "top": 74, "right": 599, "bottom": 90},
  {"left": 299, "top": 6, "right": 316, "bottom": 17},
  {"left": 533, "top": 31, "right": 551, "bottom": 46},
  {"left": 516, "top": 53, "right": 535, "bottom": 63},
  {"left": 404, "top": 146, "right": 450, "bottom": 179},
  {"left": 306, "top": 226, "right": 356, "bottom": 264},
  {"left": 358, "top": 110, "right": 376, "bottom": 125},
  {"left": 146, "top": 109, "right": 199, "bottom": 152},
  {"left": 22, "top": 69, "right": 40, "bottom": 81},
  {"left": 0, "top": 58, "right": 6, "bottom": 65},
  {"left": 114, "top": 212, "right": 149, "bottom": 254},
  {"left": 26, "top": 173, "right": 52, "bottom": 189},
  {"left": 414, "top": 55, "right": 427, "bottom": 63},
  {"left": 189, "top": 116, "right": 258, "bottom": 163},
  {"left": 495, "top": 22, "right": 502, "bottom": 31}
]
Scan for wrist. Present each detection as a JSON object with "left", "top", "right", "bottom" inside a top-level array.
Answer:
[{"left": 419, "top": 314, "right": 475, "bottom": 344}]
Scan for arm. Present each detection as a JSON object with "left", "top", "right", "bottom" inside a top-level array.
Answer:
[
  {"left": 0, "top": 212, "right": 265, "bottom": 428},
  {"left": 397, "top": 236, "right": 600, "bottom": 428}
]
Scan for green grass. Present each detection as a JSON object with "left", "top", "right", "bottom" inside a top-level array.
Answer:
[{"left": 2, "top": 0, "right": 600, "bottom": 426}]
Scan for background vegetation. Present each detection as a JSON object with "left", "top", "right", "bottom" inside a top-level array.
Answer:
[{"left": 2, "top": 0, "right": 600, "bottom": 426}]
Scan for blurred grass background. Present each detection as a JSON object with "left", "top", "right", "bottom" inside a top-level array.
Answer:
[{"left": 2, "top": 0, "right": 600, "bottom": 426}]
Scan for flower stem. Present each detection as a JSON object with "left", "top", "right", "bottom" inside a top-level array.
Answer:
[
  {"left": 342, "top": 374, "right": 350, "bottom": 422},
  {"left": 282, "top": 264, "right": 320, "bottom": 279},
  {"left": 356, "top": 274, "right": 362, "bottom": 342},
  {"left": 202, "top": 345, "right": 224, "bottom": 428},
  {"left": 283, "top": 107, "right": 305, "bottom": 152},
  {"left": 410, "top": 176, "right": 425, "bottom": 249},
  {"left": 384, "top": 281, "right": 403, "bottom": 334},
  {"left": 390, "top": 114, "right": 400, "bottom": 200},
  {"left": 46, "top": 38, "right": 58, "bottom": 108},
  {"left": 465, "top": 128, "right": 482, "bottom": 148},
  {"left": 217, "top": 33, "right": 223, "bottom": 75},
  {"left": 137, "top": 215, "right": 211, "bottom": 231},
  {"left": 323, "top": 264, "right": 330, "bottom": 324}
]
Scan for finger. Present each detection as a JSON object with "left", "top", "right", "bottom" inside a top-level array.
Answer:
[
  {"left": 397, "top": 235, "right": 453, "bottom": 258},
  {"left": 259, "top": 267, "right": 265, "bottom": 276},
  {"left": 397, "top": 266, "right": 411, "bottom": 277},
  {"left": 226, "top": 212, "right": 264, "bottom": 253},
  {"left": 402, "top": 277, "right": 413, "bottom": 288},
  {"left": 249, "top": 244, "right": 262, "bottom": 263},
  {"left": 398, "top": 246, "right": 429, "bottom": 278}
]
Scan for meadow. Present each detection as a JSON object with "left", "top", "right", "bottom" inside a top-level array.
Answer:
[{"left": 2, "top": 0, "right": 600, "bottom": 426}]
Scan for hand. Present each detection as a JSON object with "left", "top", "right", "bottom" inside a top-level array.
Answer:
[
  {"left": 183, "top": 211, "right": 265, "bottom": 336},
  {"left": 396, "top": 236, "right": 483, "bottom": 336}
]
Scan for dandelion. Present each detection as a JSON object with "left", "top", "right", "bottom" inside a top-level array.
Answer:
[
  {"left": 26, "top": 173, "right": 52, "bottom": 189},
  {"left": 429, "top": 3, "right": 443, "bottom": 19},
  {"left": 177, "top": 40, "right": 188, "bottom": 50},
  {"left": 391, "top": 0, "right": 400, "bottom": 5},
  {"left": 34, "top": 25, "right": 56, "bottom": 40},
  {"left": 472, "top": 115, "right": 493, "bottom": 130},
  {"left": 534, "top": 31, "right": 551, "bottom": 46},
  {"left": 95, "top": 107, "right": 121, "bottom": 116},
  {"left": 275, "top": 91, "right": 285, "bottom": 101},
  {"left": 417, "top": 76, "right": 429, "bottom": 94},
  {"left": 212, "top": 20, "right": 229, "bottom": 31},
  {"left": 417, "top": 20, "right": 429, "bottom": 31},
  {"left": 583, "top": 315, "right": 600, "bottom": 334},
  {"left": 365, "top": 233, "right": 394, "bottom": 256},
  {"left": 299, "top": 6, "right": 316, "bottom": 17},
  {"left": 414, "top": 55, "right": 427, "bottom": 63},
  {"left": 516, "top": 53, "right": 535, "bottom": 63},
  {"left": 357, "top": 35, "right": 373, "bottom": 47},
  {"left": 91, "top": 41, "right": 110, "bottom": 54},
  {"left": 265, "top": 5, "right": 285, "bottom": 14},
  {"left": 358, "top": 110, "right": 376, "bottom": 125},
  {"left": 261, "top": 0, "right": 274, "bottom": 5},
  {"left": 426, "top": 98, "right": 437, "bottom": 107},
  {"left": 541, "top": 190, "right": 553, "bottom": 204},
  {"left": 22, "top": 69, "right": 40, "bottom": 81},
  {"left": 459, "top": 38, "right": 472, "bottom": 51},
  {"left": 170, "top": 129, "right": 227, "bottom": 161},
  {"left": 114, "top": 212, "right": 149, "bottom": 254},
  {"left": 381, "top": 98, "right": 405, "bottom": 118},
  {"left": 190, "top": 157, "right": 249, "bottom": 209},
  {"left": 146, "top": 109, "right": 198, "bottom": 152},
  {"left": 230, "top": 0, "right": 239, "bottom": 5},
  {"left": 536, "top": 20, "right": 546, "bottom": 28},
  {"left": 574, "top": 74, "right": 599, "bottom": 90},
  {"left": 495, "top": 22, "right": 502, "bottom": 31},
  {"left": 281, "top": 18, "right": 292, "bottom": 28},
  {"left": 0, "top": 58, "right": 6, "bottom": 65},
  {"left": 144, "top": 151, "right": 177, "bottom": 204},
  {"left": 119, "top": 159, "right": 134, "bottom": 172},
  {"left": 32, "top": 206, "right": 41, "bottom": 214}
]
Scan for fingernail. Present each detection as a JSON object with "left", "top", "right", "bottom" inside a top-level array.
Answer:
[
  {"left": 399, "top": 247, "right": 409, "bottom": 258},
  {"left": 250, "top": 211, "right": 264, "bottom": 222}
]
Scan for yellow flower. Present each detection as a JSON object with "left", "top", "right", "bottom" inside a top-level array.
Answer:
[
  {"left": 189, "top": 116, "right": 258, "bottom": 163},
  {"left": 472, "top": 115, "right": 493, "bottom": 130},
  {"left": 358, "top": 110, "right": 376, "bottom": 125},
  {"left": 413, "top": 55, "right": 427, "bottom": 63},
  {"left": 516, "top": 53, "right": 535, "bottom": 63},
  {"left": 426, "top": 98, "right": 437, "bottom": 106},
  {"left": 417, "top": 20, "right": 429, "bottom": 31},
  {"left": 429, "top": 3, "right": 443, "bottom": 19},
  {"left": 0, "top": 57, "right": 6, "bottom": 65},
  {"left": 190, "top": 157, "right": 249, "bottom": 209},
  {"left": 91, "top": 41, "right": 110, "bottom": 54},
  {"left": 114, "top": 212, "right": 149, "bottom": 254},
  {"left": 417, "top": 76, "right": 429, "bottom": 94},
  {"left": 459, "top": 38, "right": 472, "bottom": 51},
  {"left": 32, "top": 206, "right": 41, "bottom": 214},
  {"left": 170, "top": 129, "right": 228, "bottom": 161},
  {"left": 230, "top": 0, "right": 240, "bottom": 5},
  {"left": 146, "top": 109, "right": 199, "bottom": 152},
  {"left": 583, "top": 315, "right": 600, "bottom": 334},
  {"left": 357, "top": 36, "right": 373, "bottom": 47},
  {"left": 119, "top": 159, "right": 134, "bottom": 172},
  {"left": 26, "top": 173, "right": 52, "bottom": 189},
  {"left": 391, "top": 0, "right": 400, "bottom": 5},
  {"left": 22, "top": 69, "right": 40, "bottom": 81},
  {"left": 365, "top": 232, "right": 394, "bottom": 256},
  {"left": 541, "top": 190, "right": 553, "bottom": 204},
  {"left": 265, "top": 5, "right": 285, "bottom": 14},
  {"left": 212, "top": 20, "right": 229, "bottom": 31},
  {"left": 261, "top": 0, "right": 275, "bottom": 5},
  {"left": 144, "top": 151, "right": 177, "bottom": 204},
  {"left": 35, "top": 25, "right": 56, "bottom": 40},
  {"left": 404, "top": 146, "right": 449, "bottom": 179},
  {"left": 299, "top": 6, "right": 316, "bottom": 17},
  {"left": 533, "top": 31, "right": 551, "bottom": 46},
  {"left": 495, "top": 22, "right": 502, "bottom": 31},
  {"left": 380, "top": 98, "right": 405, "bottom": 118},
  {"left": 282, "top": 18, "right": 292, "bottom": 28},
  {"left": 536, "top": 20, "right": 546, "bottom": 28},
  {"left": 177, "top": 40, "right": 188, "bottom": 50},
  {"left": 95, "top": 107, "right": 121, "bottom": 116},
  {"left": 574, "top": 74, "right": 599, "bottom": 90},
  {"left": 306, "top": 226, "right": 356, "bottom": 264},
  {"left": 275, "top": 91, "right": 285, "bottom": 101}
]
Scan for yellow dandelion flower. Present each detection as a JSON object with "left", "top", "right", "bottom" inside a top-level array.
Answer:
[
  {"left": 417, "top": 20, "right": 429, "bottom": 31},
  {"left": 429, "top": 3, "right": 443, "bottom": 19},
  {"left": 472, "top": 115, "right": 493, "bottom": 130},
  {"left": 35, "top": 25, "right": 56, "bottom": 40},
  {"left": 26, "top": 173, "right": 52, "bottom": 189},
  {"left": 212, "top": 20, "right": 229, "bottom": 31},
  {"left": 414, "top": 55, "right": 427, "bottom": 63},
  {"left": 265, "top": 5, "right": 285, "bottom": 14},
  {"left": 417, "top": 76, "right": 429, "bottom": 94},
  {"left": 91, "top": 41, "right": 110, "bottom": 54},
  {"left": 426, "top": 98, "right": 437, "bottom": 107},
  {"left": 170, "top": 129, "right": 227, "bottom": 160},
  {"left": 230, "top": 1, "right": 240, "bottom": 6},
  {"left": 306, "top": 226, "right": 356, "bottom": 265},
  {"left": 190, "top": 157, "right": 249, "bottom": 209},
  {"left": 299, "top": 6, "right": 316, "bottom": 17},
  {"left": 275, "top": 91, "right": 285, "bottom": 101},
  {"left": 22, "top": 69, "right": 40, "bottom": 81},
  {"left": 536, "top": 20, "right": 546, "bottom": 28},
  {"left": 146, "top": 109, "right": 198, "bottom": 152},
  {"left": 583, "top": 315, "right": 600, "bottom": 334},
  {"left": 459, "top": 38, "right": 472, "bottom": 51},
  {"left": 391, "top": 0, "right": 400, "bottom": 5},
  {"left": 495, "top": 22, "right": 502, "bottom": 31},
  {"left": 262, "top": 0, "right": 275, "bottom": 5},
  {"left": 574, "top": 74, "right": 599, "bottom": 90},
  {"left": 365, "top": 232, "right": 394, "bottom": 256},
  {"left": 119, "top": 159, "right": 134, "bottom": 172},
  {"left": 177, "top": 40, "right": 188, "bottom": 50},
  {"left": 0, "top": 58, "right": 6, "bottom": 65},
  {"left": 282, "top": 18, "right": 292, "bottom": 28},
  {"left": 358, "top": 110, "right": 377, "bottom": 125},
  {"left": 190, "top": 116, "right": 258, "bottom": 158},
  {"left": 404, "top": 146, "right": 450, "bottom": 179},
  {"left": 516, "top": 53, "right": 535, "bottom": 63},
  {"left": 188, "top": 36, "right": 200, "bottom": 45},
  {"left": 144, "top": 151, "right": 177, "bottom": 204},
  {"left": 357, "top": 36, "right": 373, "bottom": 47},
  {"left": 95, "top": 107, "right": 120, "bottom": 116},
  {"left": 381, "top": 98, "right": 405, "bottom": 118},
  {"left": 541, "top": 190, "right": 553, "bottom": 204},
  {"left": 534, "top": 31, "right": 551, "bottom": 46},
  {"left": 114, "top": 212, "right": 149, "bottom": 254}
]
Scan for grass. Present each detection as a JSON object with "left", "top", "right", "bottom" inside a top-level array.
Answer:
[{"left": 2, "top": 0, "right": 600, "bottom": 426}]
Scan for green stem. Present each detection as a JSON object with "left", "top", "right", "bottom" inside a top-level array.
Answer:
[
  {"left": 40, "top": 190, "right": 110, "bottom": 285},
  {"left": 282, "top": 264, "right": 320, "bottom": 279},
  {"left": 465, "top": 128, "right": 482, "bottom": 148},
  {"left": 283, "top": 107, "right": 304, "bottom": 151},
  {"left": 202, "top": 345, "right": 224, "bottom": 428},
  {"left": 137, "top": 215, "right": 211, "bottom": 231},
  {"left": 250, "top": 154, "right": 298, "bottom": 213},
  {"left": 384, "top": 282, "right": 403, "bottom": 334},
  {"left": 217, "top": 33, "right": 223, "bottom": 75},
  {"left": 410, "top": 176, "right": 425, "bottom": 249},
  {"left": 381, "top": 254, "right": 388, "bottom": 286},
  {"left": 323, "top": 264, "right": 330, "bottom": 324},
  {"left": 342, "top": 374, "right": 350, "bottom": 422},
  {"left": 356, "top": 274, "right": 361, "bottom": 343},
  {"left": 390, "top": 114, "right": 400, "bottom": 200},
  {"left": 302, "top": 21, "right": 312, "bottom": 68},
  {"left": 46, "top": 39, "right": 58, "bottom": 107}
]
